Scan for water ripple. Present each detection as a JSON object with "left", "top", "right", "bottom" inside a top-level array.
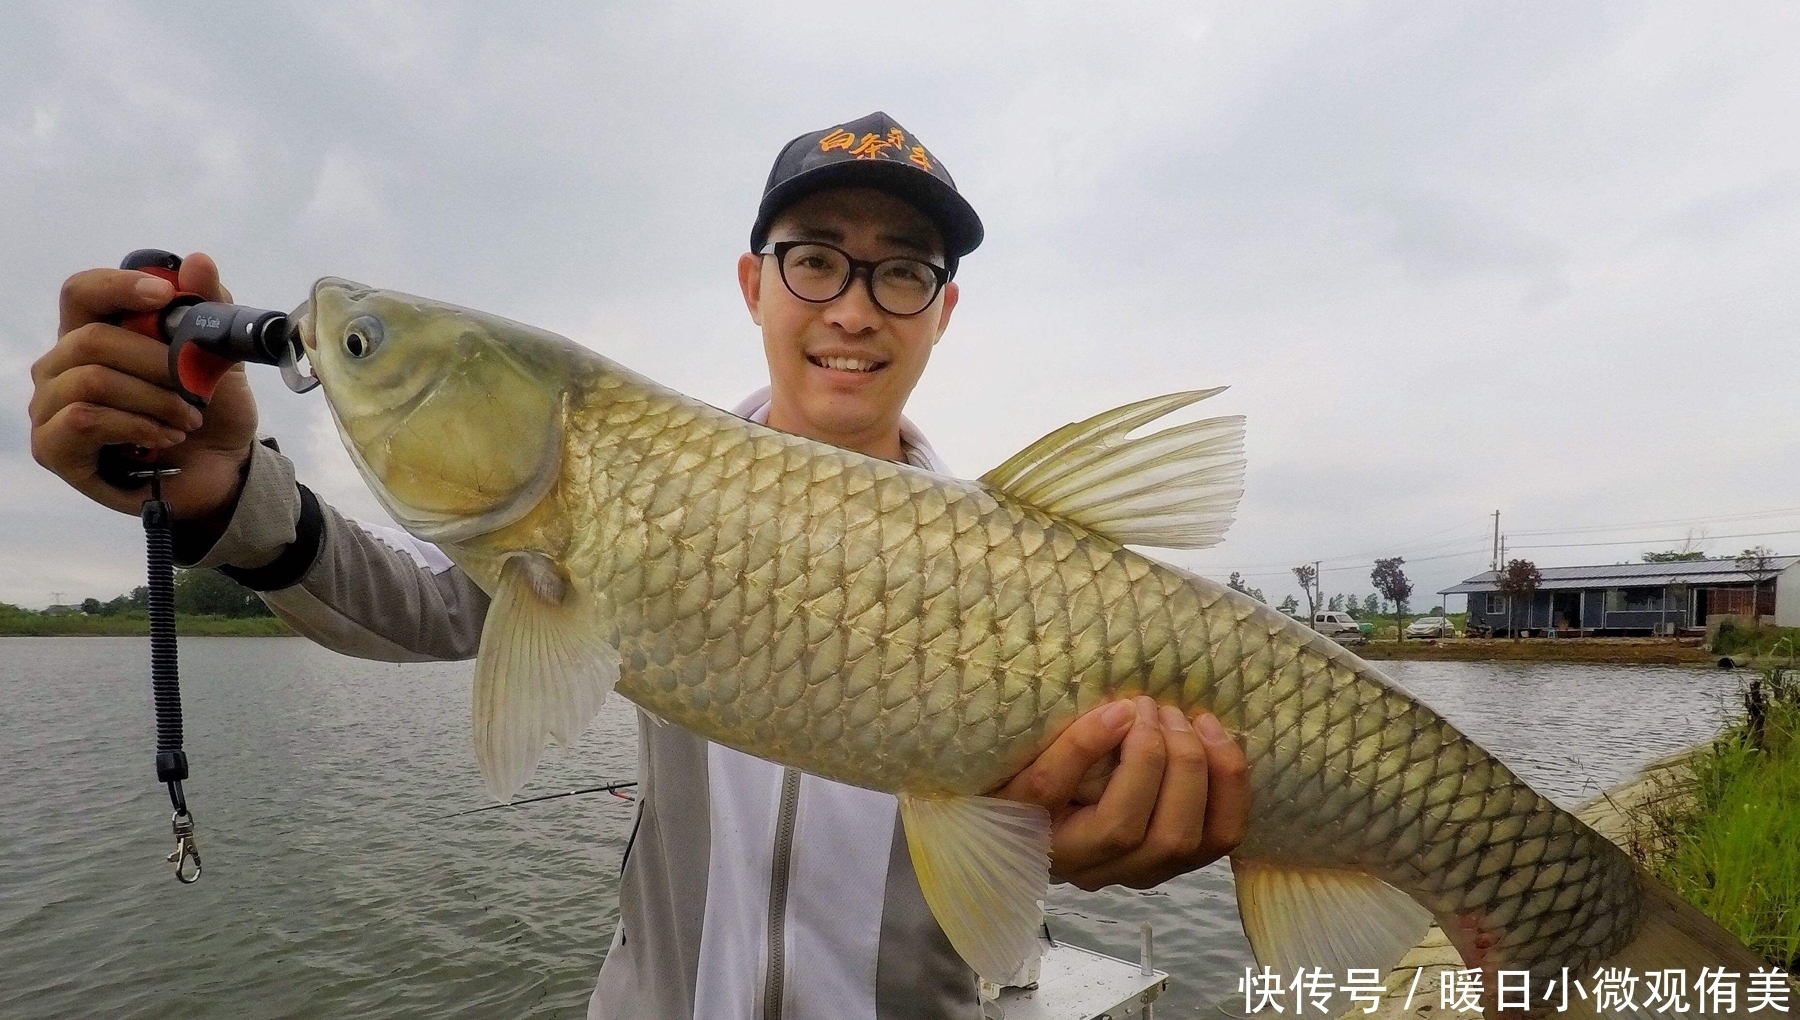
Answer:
[{"left": 0, "top": 640, "right": 1739, "bottom": 1018}]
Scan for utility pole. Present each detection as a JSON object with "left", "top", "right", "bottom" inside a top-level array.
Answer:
[
  {"left": 1491, "top": 511, "right": 1500, "bottom": 572},
  {"left": 1498, "top": 536, "right": 1508, "bottom": 628}
]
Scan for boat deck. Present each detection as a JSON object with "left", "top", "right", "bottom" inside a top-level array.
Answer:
[{"left": 989, "top": 934, "right": 1169, "bottom": 1020}]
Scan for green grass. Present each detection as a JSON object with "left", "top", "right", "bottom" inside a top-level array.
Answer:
[
  {"left": 1632, "top": 673, "right": 1800, "bottom": 970},
  {"left": 1713, "top": 622, "right": 1800, "bottom": 665},
  {"left": 0, "top": 608, "right": 290, "bottom": 637}
]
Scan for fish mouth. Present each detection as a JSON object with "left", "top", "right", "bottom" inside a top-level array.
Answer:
[
  {"left": 293, "top": 301, "right": 315, "bottom": 353},
  {"left": 806, "top": 353, "right": 888, "bottom": 374},
  {"left": 297, "top": 277, "right": 380, "bottom": 355}
]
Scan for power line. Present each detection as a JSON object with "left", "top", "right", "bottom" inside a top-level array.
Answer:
[
  {"left": 1508, "top": 527, "right": 1800, "bottom": 552},
  {"left": 1202, "top": 504, "right": 1800, "bottom": 588},
  {"left": 1222, "top": 546, "right": 1491, "bottom": 580},
  {"left": 1200, "top": 517, "right": 1491, "bottom": 574},
  {"left": 1506, "top": 506, "right": 1800, "bottom": 538}
]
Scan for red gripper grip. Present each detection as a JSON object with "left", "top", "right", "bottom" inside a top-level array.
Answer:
[
  {"left": 117, "top": 250, "right": 229, "bottom": 407},
  {"left": 172, "top": 343, "right": 236, "bottom": 406}
]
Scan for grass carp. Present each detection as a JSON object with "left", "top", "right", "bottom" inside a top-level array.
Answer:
[{"left": 297, "top": 278, "right": 1766, "bottom": 1015}]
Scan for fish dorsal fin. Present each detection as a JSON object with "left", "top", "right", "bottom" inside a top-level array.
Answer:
[
  {"left": 1232, "top": 858, "right": 1432, "bottom": 981},
  {"left": 980, "top": 389, "right": 1245, "bottom": 549},
  {"left": 898, "top": 793, "right": 1052, "bottom": 988},
  {"left": 473, "top": 551, "right": 619, "bottom": 802}
]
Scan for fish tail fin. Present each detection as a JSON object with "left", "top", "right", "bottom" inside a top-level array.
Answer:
[
  {"left": 1623, "top": 865, "right": 1769, "bottom": 972},
  {"left": 898, "top": 792, "right": 1052, "bottom": 988},
  {"left": 1553, "top": 865, "right": 1770, "bottom": 1020},
  {"left": 472, "top": 551, "right": 619, "bottom": 802}
]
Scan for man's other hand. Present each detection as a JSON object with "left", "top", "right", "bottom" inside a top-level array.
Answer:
[
  {"left": 996, "top": 697, "right": 1251, "bottom": 890},
  {"left": 31, "top": 253, "right": 258, "bottom": 535}
]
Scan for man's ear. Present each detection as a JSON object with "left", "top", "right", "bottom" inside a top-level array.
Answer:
[
  {"left": 931, "top": 280, "right": 959, "bottom": 345},
  {"left": 738, "top": 252, "right": 764, "bottom": 326}
]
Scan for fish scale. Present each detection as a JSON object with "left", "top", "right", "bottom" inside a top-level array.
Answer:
[
  {"left": 554, "top": 365, "right": 1646, "bottom": 982},
  {"left": 306, "top": 279, "right": 1767, "bottom": 1010}
]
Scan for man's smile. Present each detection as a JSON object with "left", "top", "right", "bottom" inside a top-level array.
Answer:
[{"left": 806, "top": 352, "right": 889, "bottom": 374}]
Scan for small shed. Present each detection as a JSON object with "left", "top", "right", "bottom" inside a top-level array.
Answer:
[{"left": 1442, "top": 555, "right": 1800, "bottom": 637}]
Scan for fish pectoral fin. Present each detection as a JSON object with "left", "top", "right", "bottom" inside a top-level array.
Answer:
[
  {"left": 1232, "top": 858, "right": 1433, "bottom": 982},
  {"left": 979, "top": 389, "right": 1244, "bottom": 550},
  {"left": 473, "top": 551, "right": 619, "bottom": 803},
  {"left": 898, "top": 792, "right": 1051, "bottom": 988}
]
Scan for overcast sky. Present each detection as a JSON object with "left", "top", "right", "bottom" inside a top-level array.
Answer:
[{"left": 4, "top": 1, "right": 1798, "bottom": 611}]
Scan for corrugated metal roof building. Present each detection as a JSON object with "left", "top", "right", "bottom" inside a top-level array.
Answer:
[{"left": 1440, "top": 555, "right": 1800, "bottom": 636}]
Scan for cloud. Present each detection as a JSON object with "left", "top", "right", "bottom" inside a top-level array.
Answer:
[{"left": 3, "top": 1, "right": 1800, "bottom": 608}]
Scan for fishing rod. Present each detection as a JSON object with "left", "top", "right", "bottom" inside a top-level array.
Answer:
[
  {"left": 102, "top": 249, "right": 318, "bottom": 884},
  {"left": 440, "top": 781, "right": 639, "bottom": 819}
]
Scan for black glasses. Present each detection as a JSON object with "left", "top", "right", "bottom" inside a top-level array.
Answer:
[{"left": 760, "top": 241, "right": 949, "bottom": 317}]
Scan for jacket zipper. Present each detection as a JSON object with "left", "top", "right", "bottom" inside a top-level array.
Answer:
[{"left": 762, "top": 767, "right": 803, "bottom": 1020}]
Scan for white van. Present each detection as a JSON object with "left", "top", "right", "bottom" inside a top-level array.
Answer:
[{"left": 1312, "top": 611, "right": 1365, "bottom": 643}]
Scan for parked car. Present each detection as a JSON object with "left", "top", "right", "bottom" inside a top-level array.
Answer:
[
  {"left": 1312, "top": 611, "right": 1366, "bottom": 644},
  {"left": 1405, "top": 616, "right": 1457, "bottom": 639}
]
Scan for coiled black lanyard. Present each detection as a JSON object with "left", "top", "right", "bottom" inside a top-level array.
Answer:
[
  {"left": 107, "top": 247, "right": 318, "bottom": 885},
  {"left": 143, "top": 468, "right": 200, "bottom": 883}
]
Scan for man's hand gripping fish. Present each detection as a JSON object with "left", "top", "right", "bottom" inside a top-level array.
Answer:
[{"left": 297, "top": 278, "right": 1765, "bottom": 1017}]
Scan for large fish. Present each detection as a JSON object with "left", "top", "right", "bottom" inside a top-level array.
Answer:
[{"left": 297, "top": 278, "right": 1764, "bottom": 1014}]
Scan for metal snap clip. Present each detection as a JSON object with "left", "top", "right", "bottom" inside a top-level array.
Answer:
[{"left": 167, "top": 809, "right": 201, "bottom": 884}]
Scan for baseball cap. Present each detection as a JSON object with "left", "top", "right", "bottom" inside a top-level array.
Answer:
[{"left": 750, "top": 112, "right": 983, "bottom": 270}]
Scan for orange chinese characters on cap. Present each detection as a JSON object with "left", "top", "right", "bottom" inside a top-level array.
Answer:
[{"left": 754, "top": 111, "right": 984, "bottom": 259}]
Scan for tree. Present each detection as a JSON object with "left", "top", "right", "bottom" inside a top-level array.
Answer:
[
  {"left": 174, "top": 569, "right": 273, "bottom": 618},
  {"left": 81, "top": 598, "right": 103, "bottom": 615},
  {"left": 1363, "top": 593, "right": 1379, "bottom": 617},
  {"left": 1327, "top": 594, "right": 1344, "bottom": 612},
  {"left": 1496, "top": 559, "right": 1542, "bottom": 640},
  {"left": 1292, "top": 564, "right": 1319, "bottom": 620},
  {"left": 1370, "top": 557, "right": 1413, "bottom": 640},
  {"left": 1735, "top": 546, "right": 1777, "bottom": 621},
  {"left": 1226, "top": 572, "right": 1266, "bottom": 604},
  {"left": 1644, "top": 530, "right": 1707, "bottom": 563},
  {"left": 1277, "top": 594, "right": 1300, "bottom": 616}
]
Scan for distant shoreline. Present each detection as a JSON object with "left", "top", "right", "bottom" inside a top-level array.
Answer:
[
  {"left": 0, "top": 617, "right": 293, "bottom": 637},
  {"left": 1356, "top": 637, "right": 1716, "bottom": 665},
  {"left": 8, "top": 627, "right": 1722, "bottom": 661}
]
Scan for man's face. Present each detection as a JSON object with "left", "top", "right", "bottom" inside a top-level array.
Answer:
[{"left": 738, "top": 187, "right": 959, "bottom": 452}]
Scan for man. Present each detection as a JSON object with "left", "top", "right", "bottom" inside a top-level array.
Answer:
[{"left": 32, "top": 112, "right": 1249, "bottom": 1019}]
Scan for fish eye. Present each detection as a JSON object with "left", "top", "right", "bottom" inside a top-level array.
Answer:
[{"left": 343, "top": 316, "right": 383, "bottom": 359}]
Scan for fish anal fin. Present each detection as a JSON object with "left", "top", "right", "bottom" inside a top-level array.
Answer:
[
  {"left": 1232, "top": 857, "right": 1433, "bottom": 983},
  {"left": 899, "top": 793, "right": 1051, "bottom": 988},
  {"left": 473, "top": 551, "right": 619, "bottom": 803},
  {"left": 979, "top": 389, "right": 1245, "bottom": 549}
]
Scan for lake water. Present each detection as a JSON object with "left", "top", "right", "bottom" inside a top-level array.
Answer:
[{"left": 0, "top": 638, "right": 1743, "bottom": 1018}]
